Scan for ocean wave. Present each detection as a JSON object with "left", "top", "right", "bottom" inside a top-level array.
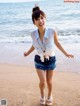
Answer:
[{"left": 0, "top": 0, "right": 80, "bottom": 44}]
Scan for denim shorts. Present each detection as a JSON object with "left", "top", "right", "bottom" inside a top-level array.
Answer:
[{"left": 34, "top": 55, "right": 56, "bottom": 71}]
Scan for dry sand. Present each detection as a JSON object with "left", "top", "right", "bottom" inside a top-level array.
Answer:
[{"left": 0, "top": 63, "right": 80, "bottom": 106}]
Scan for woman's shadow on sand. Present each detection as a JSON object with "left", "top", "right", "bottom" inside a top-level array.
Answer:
[{"left": 36, "top": 102, "right": 58, "bottom": 106}]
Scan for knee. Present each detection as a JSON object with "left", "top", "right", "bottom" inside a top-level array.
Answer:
[
  {"left": 40, "top": 81, "right": 46, "bottom": 87},
  {"left": 47, "top": 81, "right": 52, "bottom": 85}
]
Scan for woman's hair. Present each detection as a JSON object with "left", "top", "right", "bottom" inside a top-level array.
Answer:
[{"left": 32, "top": 6, "right": 46, "bottom": 23}]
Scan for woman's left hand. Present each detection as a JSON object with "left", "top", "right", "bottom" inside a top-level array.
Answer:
[{"left": 66, "top": 54, "right": 74, "bottom": 58}]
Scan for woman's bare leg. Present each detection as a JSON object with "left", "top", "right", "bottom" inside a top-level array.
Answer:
[
  {"left": 46, "top": 70, "right": 54, "bottom": 98},
  {"left": 36, "top": 69, "right": 46, "bottom": 98}
]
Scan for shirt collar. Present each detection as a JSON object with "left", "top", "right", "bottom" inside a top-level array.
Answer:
[
  {"left": 36, "top": 28, "right": 48, "bottom": 40},
  {"left": 36, "top": 30, "right": 39, "bottom": 39},
  {"left": 44, "top": 28, "right": 48, "bottom": 39}
]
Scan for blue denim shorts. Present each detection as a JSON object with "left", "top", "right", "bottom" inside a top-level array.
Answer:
[{"left": 34, "top": 55, "right": 56, "bottom": 71}]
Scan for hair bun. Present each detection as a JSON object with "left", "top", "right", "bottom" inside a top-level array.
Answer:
[{"left": 32, "top": 6, "right": 40, "bottom": 12}]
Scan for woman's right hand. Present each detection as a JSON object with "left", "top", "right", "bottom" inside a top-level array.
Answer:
[
  {"left": 24, "top": 45, "right": 35, "bottom": 57},
  {"left": 24, "top": 52, "right": 29, "bottom": 57}
]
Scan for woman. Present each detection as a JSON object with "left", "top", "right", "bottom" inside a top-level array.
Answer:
[{"left": 24, "top": 6, "right": 74, "bottom": 106}]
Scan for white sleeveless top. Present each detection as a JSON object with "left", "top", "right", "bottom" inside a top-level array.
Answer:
[{"left": 31, "top": 27, "right": 55, "bottom": 62}]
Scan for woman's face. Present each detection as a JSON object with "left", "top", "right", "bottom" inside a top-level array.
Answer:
[{"left": 34, "top": 14, "right": 46, "bottom": 29}]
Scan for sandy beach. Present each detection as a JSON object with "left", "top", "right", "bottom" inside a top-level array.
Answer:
[
  {"left": 0, "top": 62, "right": 80, "bottom": 106},
  {"left": 0, "top": 43, "right": 80, "bottom": 106}
]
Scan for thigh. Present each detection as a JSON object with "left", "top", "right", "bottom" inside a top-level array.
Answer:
[
  {"left": 36, "top": 69, "right": 46, "bottom": 82},
  {"left": 46, "top": 70, "right": 54, "bottom": 82}
]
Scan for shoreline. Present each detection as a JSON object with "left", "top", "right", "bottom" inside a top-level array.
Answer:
[
  {"left": 0, "top": 62, "right": 80, "bottom": 74},
  {"left": 0, "top": 43, "right": 80, "bottom": 73}
]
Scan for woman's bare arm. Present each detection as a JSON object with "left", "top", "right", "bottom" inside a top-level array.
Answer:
[
  {"left": 24, "top": 45, "right": 35, "bottom": 56},
  {"left": 54, "top": 31, "right": 74, "bottom": 58}
]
